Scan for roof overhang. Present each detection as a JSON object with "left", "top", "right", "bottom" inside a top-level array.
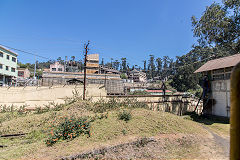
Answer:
[{"left": 195, "top": 53, "right": 240, "bottom": 73}]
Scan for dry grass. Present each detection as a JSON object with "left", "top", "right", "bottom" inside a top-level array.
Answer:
[{"left": 0, "top": 104, "right": 207, "bottom": 159}]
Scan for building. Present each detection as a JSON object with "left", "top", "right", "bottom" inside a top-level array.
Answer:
[
  {"left": 128, "top": 69, "right": 147, "bottom": 82},
  {"left": 65, "top": 60, "right": 80, "bottom": 72},
  {"left": 86, "top": 54, "right": 99, "bottom": 74},
  {"left": 195, "top": 53, "right": 240, "bottom": 117},
  {"left": 18, "top": 68, "right": 31, "bottom": 79},
  {"left": 99, "top": 65, "right": 120, "bottom": 74},
  {"left": 0, "top": 46, "right": 18, "bottom": 86},
  {"left": 50, "top": 61, "right": 64, "bottom": 72}
]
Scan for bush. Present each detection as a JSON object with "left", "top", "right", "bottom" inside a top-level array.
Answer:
[
  {"left": 118, "top": 110, "right": 132, "bottom": 122},
  {"left": 46, "top": 116, "right": 91, "bottom": 146}
]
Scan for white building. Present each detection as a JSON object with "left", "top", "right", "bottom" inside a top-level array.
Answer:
[
  {"left": 0, "top": 46, "right": 18, "bottom": 86},
  {"left": 50, "top": 61, "right": 64, "bottom": 72},
  {"left": 195, "top": 54, "right": 240, "bottom": 117},
  {"left": 128, "top": 69, "right": 147, "bottom": 83}
]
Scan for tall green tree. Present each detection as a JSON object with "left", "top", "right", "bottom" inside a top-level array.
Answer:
[
  {"left": 147, "top": 55, "right": 156, "bottom": 79},
  {"left": 156, "top": 58, "right": 162, "bottom": 79},
  {"left": 113, "top": 60, "right": 120, "bottom": 70},
  {"left": 143, "top": 60, "right": 147, "bottom": 73},
  {"left": 121, "top": 58, "right": 127, "bottom": 73},
  {"left": 192, "top": 0, "right": 240, "bottom": 54}
]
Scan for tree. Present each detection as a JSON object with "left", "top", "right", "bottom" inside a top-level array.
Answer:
[
  {"left": 143, "top": 60, "right": 147, "bottom": 73},
  {"left": 110, "top": 58, "right": 113, "bottom": 67},
  {"left": 57, "top": 57, "right": 64, "bottom": 64},
  {"left": 162, "top": 56, "right": 170, "bottom": 80},
  {"left": 71, "top": 56, "right": 75, "bottom": 61},
  {"left": 113, "top": 60, "right": 120, "bottom": 70},
  {"left": 121, "top": 58, "right": 127, "bottom": 73},
  {"left": 156, "top": 58, "right": 162, "bottom": 79},
  {"left": 170, "top": 51, "right": 202, "bottom": 92},
  {"left": 148, "top": 55, "right": 156, "bottom": 79},
  {"left": 101, "top": 58, "right": 104, "bottom": 65},
  {"left": 192, "top": 1, "right": 240, "bottom": 54}
]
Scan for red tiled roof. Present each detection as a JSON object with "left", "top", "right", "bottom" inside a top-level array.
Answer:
[{"left": 195, "top": 54, "right": 240, "bottom": 73}]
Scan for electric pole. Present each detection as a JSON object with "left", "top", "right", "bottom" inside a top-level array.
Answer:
[
  {"left": 34, "top": 56, "right": 37, "bottom": 79},
  {"left": 83, "top": 41, "right": 90, "bottom": 100}
]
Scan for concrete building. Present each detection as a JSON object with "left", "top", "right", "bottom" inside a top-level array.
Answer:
[
  {"left": 86, "top": 54, "right": 99, "bottom": 74},
  {"left": 195, "top": 53, "right": 240, "bottom": 117},
  {"left": 18, "top": 68, "right": 31, "bottom": 79},
  {"left": 50, "top": 61, "right": 64, "bottom": 72},
  {"left": 0, "top": 46, "right": 18, "bottom": 86},
  {"left": 128, "top": 69, "right": 147, "bottom": 82},
  {"left": 99, "top": 65, "right": 120, "bottom": 74}
]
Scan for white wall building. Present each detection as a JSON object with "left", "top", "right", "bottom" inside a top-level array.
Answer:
[
  {"left": 195, "top": 54, "right": 240, "bottom": 117},
  {"left": 128, "top": 69, "right": 147, "bottom": 83}
]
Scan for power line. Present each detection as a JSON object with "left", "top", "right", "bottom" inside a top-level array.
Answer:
[{"left": 0, "top": 43, "right": 50, "bottom": 60}]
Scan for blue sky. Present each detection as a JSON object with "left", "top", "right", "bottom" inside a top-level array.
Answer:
[{"left": 0, "top": 0, "right": 221, "bottom": 66}]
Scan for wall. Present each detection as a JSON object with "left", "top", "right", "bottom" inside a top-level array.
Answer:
[
  {"left": 211, "top": 79, "right": 230, "bottom": 117},
  {"left": 0, "top": 84, "right": 107, "bottom": 109},
  {"left": 0, "top": 85, "right": 202, "bottom": 116},
  {"left": 106, "top": 95, "right": 202, "bottom": 115}
]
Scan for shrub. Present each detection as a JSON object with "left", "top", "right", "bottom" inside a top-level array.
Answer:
[
  {"left": 46, "top": 116, "right": 91, "bottom": 146},
  {"left": 118, "top": 110, "right": 132, "bottom": 122}
]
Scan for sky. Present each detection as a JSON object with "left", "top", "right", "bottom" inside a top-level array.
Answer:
[{"left": 0, "top": 0, "right": 222, "bottom": 66}]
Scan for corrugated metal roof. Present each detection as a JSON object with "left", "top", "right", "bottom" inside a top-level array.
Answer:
[{"left": 195, "top": 54, "right": 240, "bottom": 73}]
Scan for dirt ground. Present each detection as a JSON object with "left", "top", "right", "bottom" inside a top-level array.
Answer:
[{"left": 59, "top": 127, "right": 230, "bottom": 160}]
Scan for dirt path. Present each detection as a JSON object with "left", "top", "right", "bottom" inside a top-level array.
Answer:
[{"left": 200, "top": 125, "right": 230, "bottom": 160}]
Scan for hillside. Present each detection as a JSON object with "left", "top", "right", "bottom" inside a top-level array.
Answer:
[{"left": 0, "top": 99, "right": 228, "bottom": 159}]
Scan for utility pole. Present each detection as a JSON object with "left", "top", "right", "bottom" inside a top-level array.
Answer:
[
  {"left": 83, "top": 41, "right": 90, "bottom": 100},
  {"left": 34, "top": 56, "right": 37, "bottom": 79}
]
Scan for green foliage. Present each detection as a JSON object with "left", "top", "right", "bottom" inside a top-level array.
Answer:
[
  {"left": 120, "top": 73, "right": 127, "bottom": 79},
  {"left": 192, "top": 1, "right": 240, "bottom": 53},
  {"left": 121, "top": 58, "right": 127, "bottom": 73},
  {"left": 148, "top": 54, "right": 156, "bottom": 79},
  {"left": 46, "top": 117, "right": 91, "bottom": 146},
  {"left": 129, "top": 90, "right": 149, "bottom": 95},
  {"left": 91, "top": 98, "right": 148, "bottom": 113},
  {"left": 118, "top": 110, "right": 132, "bottom": 122}
]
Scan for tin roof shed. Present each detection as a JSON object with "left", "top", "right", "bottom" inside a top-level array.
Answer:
[{"left": 195, "top": 54, "right": 240, "bottom": 73}]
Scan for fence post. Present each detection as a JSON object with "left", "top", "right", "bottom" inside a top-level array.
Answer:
[{"left": 230, "top": 62, "right": 240, "bottom": 160}]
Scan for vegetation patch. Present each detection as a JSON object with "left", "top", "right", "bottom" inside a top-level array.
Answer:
[
  {"left": 118, "top": 110, "right": 132, "bottom": 122},
  {"left": 46, "top": 117, "right": 92, "bottom": 146}
]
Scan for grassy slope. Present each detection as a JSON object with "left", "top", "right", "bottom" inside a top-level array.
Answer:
[{"left": 0, "top": 108, "right": 207, "bottom": 160}]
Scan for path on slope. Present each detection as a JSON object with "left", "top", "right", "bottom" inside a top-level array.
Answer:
[{"left": 200, "top": 125, "right": 230, "bottom": 160}]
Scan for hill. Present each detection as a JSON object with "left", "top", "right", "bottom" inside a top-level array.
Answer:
[{"left": 0, "top": 99, "right": 227, "bottom": 159}]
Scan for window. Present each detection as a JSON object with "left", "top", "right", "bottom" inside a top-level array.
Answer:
[
  {"left": 0, "top": 52, "right": 3, "bottom": 57},
  {"left": 12, "top": 57, "right": 16, "bottom": 62},
  {"left": 7, "top": 55, "right": 9, "bottom": 60},
  {"left": 0, "top": 64, "right": 2, "bottom": 69},
  {"left": 213, "top": 74, "right": 224, "bottom": 81},
  {"left": 58, "top": 68, "right": 62, "bottom": 71},
  {"left": 6, "top": 66, "right": 9, "bottom": 71},
  {"left": 11, "top": 67, "right": 15, "bottom": 72},
  {"left": 52, "top": 68, "right": 56, "bottom": 71}
]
